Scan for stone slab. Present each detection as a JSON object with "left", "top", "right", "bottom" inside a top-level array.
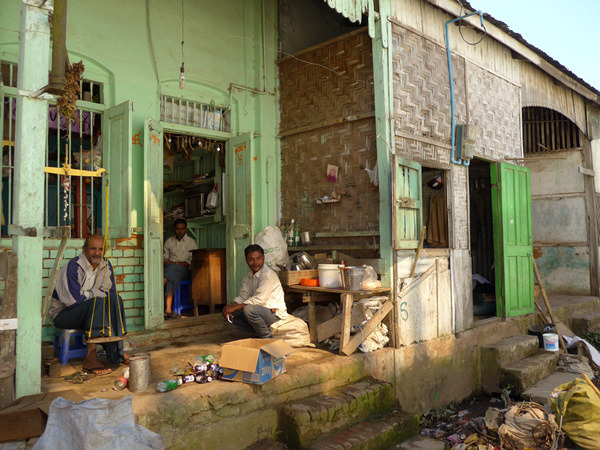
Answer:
[
  {"left": 522, "top": 371, "right": 582, "bottom": 405},
  {"left": 501, "top": 351, "right": 559, "bottom": 396},
  {"left": 392, "top": 435, "right": 446, "bottom": 449},
  {"left": 571, "top": 311, "right": 600, "bottom": 335}
]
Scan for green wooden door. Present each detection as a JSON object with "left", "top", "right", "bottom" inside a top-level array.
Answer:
[
  {"left": 491, "top": 162, "right": 534, "bottom": 317},
  {"left": 392, "top": 156, "right": 422, "bottom": 249},
  {"left": 226, "top": 133, "right": 254, "bottom": 300},
  {"left": 105, "top": 101, "right": 132, "bottom": 239},
  {"left": 143, "top": 117, "right": 164, "bottom": 329}
]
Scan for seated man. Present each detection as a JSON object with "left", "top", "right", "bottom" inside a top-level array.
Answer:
[
  {"left": 48, "top": 234, "right": 128, "bottom": 374},
  {"left": 163, "top": 218, "right": 197, "bottom": 318},
  {"left": 222, "top": 244, "right": 288, "bottom": 338}
]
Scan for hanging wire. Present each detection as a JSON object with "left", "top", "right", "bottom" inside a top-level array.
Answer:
[
  {"left": 181, "top": 0, "right": 185, "bottom": 63},
  {"left": 457, "top": 0, "right": 487, "bottom": 46}
]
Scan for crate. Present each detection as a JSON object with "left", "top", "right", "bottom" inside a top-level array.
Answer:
[{"left": 278, "top": 269, "right": 319, "bottom": 286}]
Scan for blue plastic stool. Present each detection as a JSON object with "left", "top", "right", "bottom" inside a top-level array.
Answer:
[
  {"left": 54, "top": 329, "right": 88, "bottom": 365},
  {"left": 173, "top": 280, "right": 193, "bottom": 315}
]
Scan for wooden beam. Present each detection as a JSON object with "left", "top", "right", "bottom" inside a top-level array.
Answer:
[
  {"left": 341, "top": 298, "right": 393, "bottom": 356},
  {"left": 425, "top": 0, "right": 600, "bottom": 104},
  {"left": 316, "top": 304, "right": 366, "bottom": 342}
]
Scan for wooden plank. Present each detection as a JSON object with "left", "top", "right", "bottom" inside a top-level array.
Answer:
[
  {"left": 395, "top": 130, "right": 452, "bottom": 150},
  {"left": 286, "top": 285, "right": 391, "bottom": 296},
  {"left": 341, "top": 299, "right": 394, "bottom": 356},
  {"left": 316, "top": 304, "right": 366, "bottom": 342},
  {"left": 581, "top": 132, "right": 599, "bottom": 295},
  {"left": 308, "top": 300, "right": 317, "bottom": 344},
  {"left": 279, "top": 112, "right": 375, "bottom": 138},
  {"left": 579, "top": 166, "right": 595, "bottom": 177},
  {"left": 339, "top": 294, "right": 353, "bottom": 355},
  {"left": 0, "top": 252, "right": 17, "bottom": 408}
]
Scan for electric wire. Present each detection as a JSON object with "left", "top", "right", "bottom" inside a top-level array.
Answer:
[{"left": 457, "top": 0, "right": 488, "bottom": 46}]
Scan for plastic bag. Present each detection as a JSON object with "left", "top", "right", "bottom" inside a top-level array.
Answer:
[
  {"left": 551, "top": 378, "right": 600, "bottom": 449},
  {"left": 362, "top": 265, "right": 381, "bottom": 290},
  {"left": 254, "top": 226, "right": 290, "bottom": 271},
  {"left": 270, "top": 315, "right": 315, "bottom": 348},
  {"left": 33, "top": 395, "right": 164, "bottom": 450},
  {"left": 353, "top": 296, "right": 389, "bottom": 353},
  {"left": 205, "top": 185, "right": 219, "bottom": 210}
]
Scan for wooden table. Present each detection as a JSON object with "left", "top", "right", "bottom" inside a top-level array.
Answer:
[{"left": 284, "top": 285, "right": 392, "bottom": 356}]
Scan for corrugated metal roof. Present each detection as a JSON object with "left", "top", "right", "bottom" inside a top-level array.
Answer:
[
  {"left": 458, "top": 0, "right": 600, "bottom": 98},
  {"left": 323, "top": 0, "right": 376, "bottom": 37}
]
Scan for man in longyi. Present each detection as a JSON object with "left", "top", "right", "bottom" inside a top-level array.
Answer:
[
  {"left": 48, "top": 234, "right": 128, "bottom": 374},
  {"left": 222, "top": 244, "right": 287, "bottom": 338}
]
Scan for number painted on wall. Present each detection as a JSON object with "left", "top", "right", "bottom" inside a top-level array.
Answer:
[{"left": 400, "top": 302, "right": 409, "bottom": 321}]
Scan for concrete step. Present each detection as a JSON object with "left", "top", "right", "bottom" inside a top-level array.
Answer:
[
  {"left": 279, "top": 378, "right": 395, "bottom": 449},
  {"left": 392, "top": 434, "right": 446, "bottom": 449},
  {"left": 522, "top": 371, "right": 582, "bottom": 405},
  {"left": 500, "top": 351, "right": 560, "bottom": 397},
  {"left": 570, "top": 311, "right": 600, "bottom": 335},
  {"left": 481, "top": 334, "right": 539, "bottom": 393},
  {"left": 305, "top": 411, "right": 419, "bottom": 450}
]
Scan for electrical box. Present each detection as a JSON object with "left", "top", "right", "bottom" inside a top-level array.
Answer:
[{"left": 456, "top": 124, "right": 477, "bottom": 161}]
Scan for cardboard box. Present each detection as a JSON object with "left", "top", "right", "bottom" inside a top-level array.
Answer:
[
  {"left": 220, "top": 339, "right": 294, "bottom": 384},
  {"left": 0, "top": 390, "right": 84, "bottom": 443}
]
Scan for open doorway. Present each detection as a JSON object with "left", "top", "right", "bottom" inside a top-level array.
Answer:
[
  {"left": 469, "top": 159, "right": 496, "bottom": 319},
  {"left": 162, "top": 132, "right": 227, "bottom": 318}
]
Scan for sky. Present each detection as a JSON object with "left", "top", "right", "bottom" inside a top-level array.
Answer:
[{"left": 468, "top": 0, "right": 600, "bottom": 92}]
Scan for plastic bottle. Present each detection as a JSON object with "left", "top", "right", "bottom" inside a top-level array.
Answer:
[
  {"left": 113, "top": 367, "right": 130, "bottom": 391},
  {"left": 157, "top": 379, "right": 179, "bottom": 393},
  {"left": 287, "top": 219, "right": 295, "bottom": 247},
  {"left": 294, "top": 221, "right": 301, "bottom": 246}
]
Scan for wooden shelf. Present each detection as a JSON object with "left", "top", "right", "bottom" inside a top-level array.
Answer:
[{"left": 291, "top": 244, "right": 379, "bottom": 251}]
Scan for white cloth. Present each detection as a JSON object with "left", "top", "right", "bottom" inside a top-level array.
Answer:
[
  {"left": 233, "top": 265, "right": 288, "bottom": 319},
  {"left": 163, "top": 234, "right": 197, "bottom": 266}
]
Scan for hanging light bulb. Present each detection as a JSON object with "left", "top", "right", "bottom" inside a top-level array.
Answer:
[
  {"left": 179, "top": 62, "right": 185, "bottom": 89},
  {"left": 179, "top": 0, "right": 186, "bottom": 90}
]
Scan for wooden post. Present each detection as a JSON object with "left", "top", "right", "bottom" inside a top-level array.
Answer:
[
  {"left": 339, "top": 293, "right": 353, "bottom": 355},
  {"left": 13, "top": 1, "right": 51, "bottom": 398},
  {"left": 0, "top": 252, "right": 18, "bottom": 408}
]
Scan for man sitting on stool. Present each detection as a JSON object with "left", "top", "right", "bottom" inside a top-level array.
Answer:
[
  {"left": 48, "top": 234, "right": 128, "bottom": 375},
  {"left": 222, "top": 244, "right": 288, "bottom": 338},
  {"left": 163, "top": 218, "right": 197, "bottom": 318}
]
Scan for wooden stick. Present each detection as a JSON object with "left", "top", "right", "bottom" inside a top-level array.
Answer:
[
  {"left": 409, "top": 226, "right": 427, "bottom": 278},
  {"left": 534, "top": 300, "right": 550, "bottom": 324},
  {"left": 533, "top": 260, "right": 567, "bottom": 351},
  {"left": 582, "top": 373, "right": 600, "bottom": 400}
]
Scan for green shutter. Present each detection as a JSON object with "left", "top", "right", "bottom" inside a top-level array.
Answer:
[
  {"left": 226, "top": 133, "right": 254, "bottom": 298},
  {"left": 143, "top": 117, "right": 164, "bottom": 329},
  {"left": 491, "top": 162, "right": 534, "bottom": 317},
  {"left": 105, "top": 101, "right": 132, "bottom": 239},
  {"left": 392, "top": 156, "right": 422, "bottom": 249}
]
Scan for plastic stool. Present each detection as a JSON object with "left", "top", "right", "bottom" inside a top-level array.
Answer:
[
  {"left": 54, "top": 329, "right": 88, "bottom": 365},
  {"left": 173, "top": 280, "right": 193, "bottom": 315}
]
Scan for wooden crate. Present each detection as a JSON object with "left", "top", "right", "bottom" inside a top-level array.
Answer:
[{"left": 278, "top": 269, "right": 319, "bottom": 286}]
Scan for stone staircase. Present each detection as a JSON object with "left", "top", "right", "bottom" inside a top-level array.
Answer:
[
  {"left": 480, "top": 334, "right": 559, "bottom": 397},
  {"left": 278, "top": 379, "right": 419, "bottom": 449},
  {"left": 570, "top": 311, "right": 600, "bottom": 336}
]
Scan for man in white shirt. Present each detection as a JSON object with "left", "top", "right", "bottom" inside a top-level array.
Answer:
[
  {"left": 163, "top": 218, "right": 197, "bottom": 318},
  {"left": 222, "top": 244, "right": 287, "bottom": 338}
]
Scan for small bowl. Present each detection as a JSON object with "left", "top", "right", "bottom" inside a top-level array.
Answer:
[{"left": 300, "top": 278, "right": 319, "bottom": 287}]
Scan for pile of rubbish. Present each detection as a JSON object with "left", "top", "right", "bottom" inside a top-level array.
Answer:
[
  {"left": 156, "top": 353, "right": 224, "bottom": 392},
  {"left": 421, "top": 401, "right": 564, "bottom": 449}
]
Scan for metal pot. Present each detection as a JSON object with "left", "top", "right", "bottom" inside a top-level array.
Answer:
[
  {"left": 300, "top": 231, "right": 313, "bottom": 246},
  {"left": 290, "top": 263, "right": 303, "bottom": 271},
  {"left": 296, "top": 251, "right": 317, "bottom": 270}
]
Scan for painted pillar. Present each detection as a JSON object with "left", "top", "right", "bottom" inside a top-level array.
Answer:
[
  {"left": 13, "top": 0, "right": 50, "bottom": 397},
  {"left": 372, "top": 1, "right": 395, "bottom": 288}
]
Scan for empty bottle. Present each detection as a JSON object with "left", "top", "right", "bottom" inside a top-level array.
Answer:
[
  {"left": 113, "top": 368, "right": 129, "bottom": 391},
  {"left": 157, "top": 379, "right": 179, "bottom": 393}
]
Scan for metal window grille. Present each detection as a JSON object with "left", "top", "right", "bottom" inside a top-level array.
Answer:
[
  {"left": 160, "top": 95, "right": 230, "bottom": 132},
  {"left": 1, "top": 60, "right": 105, "bottom": 239}
]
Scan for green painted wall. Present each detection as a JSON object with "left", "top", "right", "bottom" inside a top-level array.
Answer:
[{"left": 0, "top": 0, "right": 280, "bottom": 326}]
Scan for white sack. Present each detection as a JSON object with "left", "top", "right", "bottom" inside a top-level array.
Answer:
[
  {"left": 254, "top": 226, "right": 290, "bottom": 272},
  {"left": 270, "top": 315, "right": 315, "bottom": 348}
]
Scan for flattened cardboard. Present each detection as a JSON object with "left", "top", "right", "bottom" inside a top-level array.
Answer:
[
  {"left": 0, "top": 390, "right": 84, "bottom": 443},
  {"left": 220, "top": 338, "right": 294, "bottom": 385}
]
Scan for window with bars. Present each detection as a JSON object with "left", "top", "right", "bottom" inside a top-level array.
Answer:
[
  {"left": 160, "top": 95, "right": 230, "bottom": 132},
  {"left": 522, "top": 107, "right": 581, "bottom": 154},
  {"left": 1, "top": 60, "right": 106, "bottom": 239}
]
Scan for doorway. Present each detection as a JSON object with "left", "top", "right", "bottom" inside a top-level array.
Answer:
[
  {"left": 162, "top": 132, "right": 227, "bottom": 318},
  {"left": 469, "top": 159, "right": 496, "bottom": 319}
]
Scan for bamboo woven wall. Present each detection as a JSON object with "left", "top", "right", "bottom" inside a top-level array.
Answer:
[{"left": 279, "top": 29, "right": 378, "bottom": 232}]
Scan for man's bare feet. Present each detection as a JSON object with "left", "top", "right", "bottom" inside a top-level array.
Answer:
[{"left": 82, "top": 361, "right": 112, "bottom": 375}]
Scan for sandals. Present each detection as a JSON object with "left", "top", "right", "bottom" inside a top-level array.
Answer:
[
  {"left": 164, "top": 311, "right": 181, "bottom": 319},
  {"left": 82, "top": 366, "right": 112, "bottom": 375}
]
